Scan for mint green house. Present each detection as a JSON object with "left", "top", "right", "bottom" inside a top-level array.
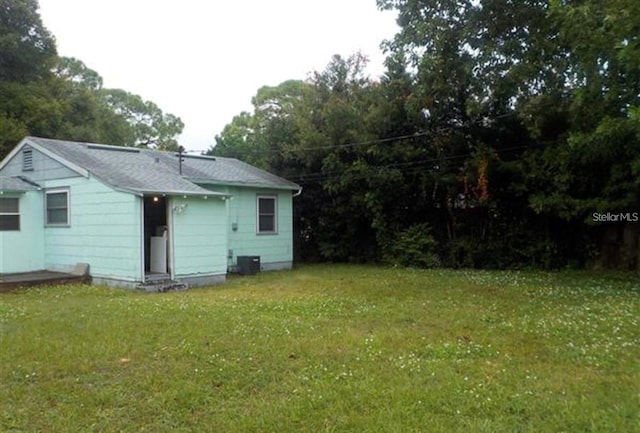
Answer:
[{"left": 0, "top": 137, "right": 301, "bottom": 287}]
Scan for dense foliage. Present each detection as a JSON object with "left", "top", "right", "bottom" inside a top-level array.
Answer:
[
  {"left": 213, "top": 1, "right": 640, "bottom": 270},
  {"left": 0, "top": 0, "right": 183, "bottom": 157}
]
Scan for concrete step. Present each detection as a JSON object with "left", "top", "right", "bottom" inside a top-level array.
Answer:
[{"left": 137, "top": 280, "right": 188, "bottom": 293}]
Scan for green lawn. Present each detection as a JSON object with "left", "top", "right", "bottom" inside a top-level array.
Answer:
[{"left": 1, "top": 265, "right": 638, "bottom": 432}]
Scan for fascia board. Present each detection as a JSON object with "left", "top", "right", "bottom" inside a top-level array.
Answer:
[{"left": 189, "top": 178, "right": 301, "bottom": 191}]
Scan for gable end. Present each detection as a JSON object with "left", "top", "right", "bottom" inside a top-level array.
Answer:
[{"left": 0, "top": 137, "right": 89, "bottom": 180}]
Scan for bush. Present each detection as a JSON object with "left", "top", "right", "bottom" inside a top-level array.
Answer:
[{"left": 385, "top": 223, "right": 441, "bottom": 268}]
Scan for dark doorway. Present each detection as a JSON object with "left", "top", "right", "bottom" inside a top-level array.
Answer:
[{"left": 143, "top": 196, "right": 168, "bottom": 274}]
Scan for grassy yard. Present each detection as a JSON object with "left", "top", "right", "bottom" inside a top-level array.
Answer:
[{"left": 1, "top": 265, "right": 638, "bottom": 432}]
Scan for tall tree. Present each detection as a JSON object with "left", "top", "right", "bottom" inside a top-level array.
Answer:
[
  {"left": 0, "top": 0, "right": 56, "bottom": 82},
  {"left": 378, "top": 0, "right": 640, "bottom": 268},
  {"left": 101, "top": 89, "right": 184, "bottom": 150},
  {"left": 0, "top": 0, "right": 57, "bottom": 155},
  {"left": 214, "top": 1, "right": 639, "bottom": 270},
  {"left": 0, "top": 1, "right": 185, "bottom": 158},
  {"left": 212, "top": 55, "right": 384, "bottom": 261}
]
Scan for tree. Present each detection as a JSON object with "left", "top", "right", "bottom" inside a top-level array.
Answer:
[
  {"left": 213, "top": 1, "right": 639, "bottom": 270},
  {"left": 53, "top": 56, "right": 103, "bottom": 90},
  {"left": 378, "top": 0, "right": 640, "bottom": 268},
  {"left": 0, "top": 1, "right": 185, "bottom": 158},
  {"left": 0, "top": 0, "right": 56, "bottom": 82},
  {"left": 211, "top": 55, "right": 383, "bottom": 261},
  {"left": 1, "top": 0, "right": 57, "bottom": 155},
  {"left": 101, "top": 89, "right": 184, "bottom": 150},
  {"left": 213, "top": 112, "right": 260, "bottom": 164}
]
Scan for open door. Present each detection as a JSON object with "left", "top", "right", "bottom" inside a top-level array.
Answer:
[{"left": 143, "top": 196, "right": 169, "bottom": 278}]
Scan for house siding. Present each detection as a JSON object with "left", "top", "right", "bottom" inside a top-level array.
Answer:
[
  {"left": 1, "top": 146, "right": 79, "bottom": 182},
  {"left": 1, "top": 137, "right": 300, "bottom": 286},
  {"left": 42, "top": 177, "right": 142, "bottom": 282},
  {"left": 223, "top": 186, "right": 294, "bottom": 271},
  {"left": 171, "top": 196, "right": 227, "bottom": 281},
  {"left": 0, "top": 191, "right": 45, "bottom": 273}
]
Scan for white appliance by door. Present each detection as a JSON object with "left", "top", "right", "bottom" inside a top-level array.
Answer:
[{"left": 150, "top": 233, "right": 167, "bottom": 273}]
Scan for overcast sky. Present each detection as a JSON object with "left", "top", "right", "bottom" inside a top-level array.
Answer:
[{"left": 37, "top": 0, "right": 399, "bottom": 152}]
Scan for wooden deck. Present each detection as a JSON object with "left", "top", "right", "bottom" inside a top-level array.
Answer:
[{"left": 0, "top": 271, "right": 89, "bottom": 292}]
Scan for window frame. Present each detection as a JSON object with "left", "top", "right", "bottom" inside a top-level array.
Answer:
[
  {"left": 256, "top": 194, "right": 278, "bottom": 235},
  {"left": 0, "top": 197, "right": 20, "bottom": 231},
  {"left": 45, "top": 189, "right": 70, "bottom": 227}
]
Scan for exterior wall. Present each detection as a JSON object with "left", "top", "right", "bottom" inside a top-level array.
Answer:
[
  {"left": 1, "top": 146, "right": 79, "bottom": 182},
  {"left": 171, "top": 196, "right": 227, "bottom": 281},
  {"left": 42, "top": 177, "right": 142, "bottom": 282},
  {"left": 0, "top": 191, "right": 45, "bottom": 273},
  {"left": 1, "top": 140, "right": 296, "bottom": 284},
  {"left": 222, "top": 186, "right": 294, "bottom": 271}
]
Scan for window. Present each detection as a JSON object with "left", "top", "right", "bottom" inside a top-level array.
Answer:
[
  {"left": 257, "top": 195, "right": 277, "bottom": 234},
  {"left": 22, "top": 146, "right": 33, "bottom": 171},
  {"left": 46, "top": 190, "right": 69, "bottom": 226},
  {"left": 0, "top": 198, "right": 20, "bottom": 231}
]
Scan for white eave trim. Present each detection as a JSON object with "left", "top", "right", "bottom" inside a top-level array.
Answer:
[
  {"left": 130, "top": 189, "right": 231, "bottom": 198},
  {"left": 189, "top": 178, "right": 301, "bottom": 191},
  {"left": 0, "top": 137, "right": 90, "bottom": 178}
]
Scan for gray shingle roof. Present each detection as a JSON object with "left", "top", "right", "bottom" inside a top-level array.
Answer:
[
  {"left": 0, "top": 176, "right": 40, "bottom": 192},
  {"left": 24, "top": 137, "right": 300, "bottom": 196}
]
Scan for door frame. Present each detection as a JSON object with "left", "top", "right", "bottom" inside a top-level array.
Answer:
[
  {"left": 141, "top": 195, "right": 174, "bottom": 282},
  {"left": 166, "top": 196, "right": 175, "bottom": 280}
]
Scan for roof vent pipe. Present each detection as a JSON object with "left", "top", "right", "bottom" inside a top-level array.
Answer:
[{"left": 178, "top": 146, "right": 185, "bottom": 175}]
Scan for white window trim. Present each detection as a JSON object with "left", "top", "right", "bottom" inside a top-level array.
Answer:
[
  {"left": 256, "top": 194, "right": 278, "bottom": 235},
  {"left": 0, "top": 197, "right": 20, "bottom": 231},
  {"left": 45, "top": 188, "right": 70, "bottom": 227}
]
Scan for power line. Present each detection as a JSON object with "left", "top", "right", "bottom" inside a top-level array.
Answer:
[
  {"left": 211, "top": 111, "right": 522, "bottom": 185},
  {"left": 214, "top": 112, "right": 517, "bottom": 156},
  {"left": 284, "top": 142, "right": 532, "bottom": 184}
]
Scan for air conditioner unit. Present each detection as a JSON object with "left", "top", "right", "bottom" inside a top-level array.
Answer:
[{"left": 237, "top": 256, "right": 260, "bottom": 275}]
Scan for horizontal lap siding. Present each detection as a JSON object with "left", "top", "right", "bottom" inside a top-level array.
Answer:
[
  {"left": 43, "top": 177, "right": 141, "bottom": 281},
  {"left": 171, "top": 197, "right": 227, "bottom": 277},
  {"left": 0, "top": 191, "right": 45, "bottom": 273},
  {"left": 0, "top": 145, "right": 54, "bottom": 273},
  {"left": 226, "top": 187, "right": 293, "bottom": 267},
  {"left": 1, "top": 146, "right": 78, "bottom": 181}
]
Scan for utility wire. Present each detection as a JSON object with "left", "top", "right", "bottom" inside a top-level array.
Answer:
[
  {"left": 210, "top": 111, "right": 522, "bottom": 185},
  {"left": 213, "top": 112, "right": 517, "bottom": 156},
  {"left": 284, "top": 142, "right": 532, "bottom": 184}
]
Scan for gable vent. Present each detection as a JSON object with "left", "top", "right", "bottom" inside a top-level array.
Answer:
[{"left": 22, "top": 146, "right": 33, "bottom": 171}]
